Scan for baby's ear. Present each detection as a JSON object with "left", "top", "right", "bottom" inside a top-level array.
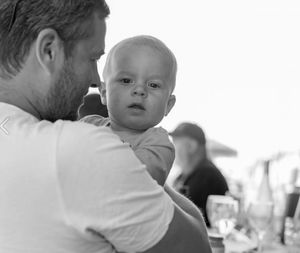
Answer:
[
  {"left": 165, "top": 94, "right": 176, "bottom": 116},
  {"left": 98, "top": 81, "right": 107, "bottom": 105}
]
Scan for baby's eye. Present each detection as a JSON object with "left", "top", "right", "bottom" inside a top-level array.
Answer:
[
  {"left": 148, "top": 82, "right": 160, "bottom": 89},
  {"left": 120, "top": 78, "right": 133, "bottom": 84}
]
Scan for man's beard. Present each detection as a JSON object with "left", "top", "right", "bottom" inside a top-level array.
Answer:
[{"left": 42, "top": 61, "right": 88, "bottom": 122}]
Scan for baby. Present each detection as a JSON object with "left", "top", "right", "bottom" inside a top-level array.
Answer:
[{"left": 82, "top": 35, "right": 177, "bottom": 186}]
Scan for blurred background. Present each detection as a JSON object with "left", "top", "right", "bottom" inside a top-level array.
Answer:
[{"left": 91, "top": 0, "right": 300, "bottom": 196}]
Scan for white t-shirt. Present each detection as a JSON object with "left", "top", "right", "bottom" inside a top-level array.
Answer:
[
  {"left": 0, "top": 102, "right": 174, "bottom": 253},
  {"left": 81, "top": 115, "right": 175, "bottom": 176}
]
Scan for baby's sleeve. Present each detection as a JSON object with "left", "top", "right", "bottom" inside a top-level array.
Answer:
[
  {"left": 79, "top": 115, "right": 109, "bottom": 127},
  {"left": 132, "top": 127, "right": 175, "bottom": 183}
]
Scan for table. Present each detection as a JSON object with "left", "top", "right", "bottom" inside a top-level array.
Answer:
[
  {"left": 208, "top": 228, "right": 299, "bottom": 253},
  {"left": 225, "top": 239, "right": 299, "bottom": 253}
]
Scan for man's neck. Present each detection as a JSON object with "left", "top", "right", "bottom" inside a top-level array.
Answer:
[{"left": 0, "top": 81, "right": 41, "bottom": 120}]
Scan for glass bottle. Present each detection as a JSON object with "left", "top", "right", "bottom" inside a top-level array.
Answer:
[
  {"left": 256, "top": 160, "right": 273, "bottom": 203},
  {"left": 251, "top": 160, "right": 275, "bottom": 247}
]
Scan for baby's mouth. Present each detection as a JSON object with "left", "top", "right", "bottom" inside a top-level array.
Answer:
[{"left": 128, "top": 103, "right": 145, "bottom": 110}]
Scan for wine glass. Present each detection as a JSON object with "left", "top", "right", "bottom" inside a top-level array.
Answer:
[
  {"left": 247, "top": 201, "right": 274, "bottom": 253},
  {"left": 206, "top": 195, "right": 239, "bottom": 237}
]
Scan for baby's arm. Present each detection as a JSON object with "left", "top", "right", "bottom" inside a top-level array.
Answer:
[{"left": 131, "top": 127, "right": 175, "bottom": 186}]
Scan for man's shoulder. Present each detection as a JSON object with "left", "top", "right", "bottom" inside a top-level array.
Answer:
[
  {"left": 55, "top": 120, "right": 138, "bottom": 178},
  {"left": 56, "top": 119, "right": 116, "bottom": 149}
]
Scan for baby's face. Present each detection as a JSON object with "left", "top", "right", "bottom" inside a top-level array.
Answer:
[{"left": 103, "top": 44, "right": 175, "bottom": 131}]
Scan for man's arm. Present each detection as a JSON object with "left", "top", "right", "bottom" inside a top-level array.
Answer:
[
  {"left": 142, "top": 185, "right": 212, "bottom": 253},
  {"left": 58, "top": 122, "right": 211, "bottom": 253}
]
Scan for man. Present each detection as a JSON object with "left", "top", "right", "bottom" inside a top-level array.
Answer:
[
  {"left": 170, "top": 122, "right": 229, "bottom": 227},
  {"left": 0, "top": 1, "right": 211, "bottom": 252}
]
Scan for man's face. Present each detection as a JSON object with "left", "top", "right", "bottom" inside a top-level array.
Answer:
[
  {"left": 44, "top": 14, "right": 106, "bottom": 121},
  {"left": 103, "top": 44, "right": 175, "bottom": 131}
]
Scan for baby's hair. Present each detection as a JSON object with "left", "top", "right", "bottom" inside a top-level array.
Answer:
[{"left": 103, "top": 35, "right": 177, "bottom": 93}]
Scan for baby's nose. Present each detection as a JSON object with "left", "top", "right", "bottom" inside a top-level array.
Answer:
[{"left": 132, "top": 85, "right": 147, "bottom": 97}]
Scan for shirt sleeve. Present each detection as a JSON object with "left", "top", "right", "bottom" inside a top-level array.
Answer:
[
  {"left": 79, "top": 115, "right": 110, "bottom": 126},
  {"left": 130, "top": 127, "right": 175, "bottom": 175},
  {"left": 56, "top": 122, "right": 174, "bottom": 253}
]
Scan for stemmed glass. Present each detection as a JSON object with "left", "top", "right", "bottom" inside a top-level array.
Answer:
[
  {"left": 246, "top": 201, "right": 274, "bottom": 253},
  {"left": 206, "top": 195, "right": 239, "bottom": 237}
]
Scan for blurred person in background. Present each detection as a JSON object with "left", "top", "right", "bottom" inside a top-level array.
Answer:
[{"left": 170, "top": 122, "right": 229, "bottom": 226}]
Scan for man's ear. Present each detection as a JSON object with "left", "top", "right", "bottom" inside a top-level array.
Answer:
[
  {"left": 35, "top": 28, "right": 64, "bottom": 75},
  {"left": 98, "top": 81, "right": 107, "bottom": 105},
  {"left": 165, "top": 94, "right": 176, "bottom": 116}
]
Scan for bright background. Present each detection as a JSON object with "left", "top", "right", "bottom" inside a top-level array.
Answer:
[{"left": 96, "top": 0, "right": 300, "bottom": 178}]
